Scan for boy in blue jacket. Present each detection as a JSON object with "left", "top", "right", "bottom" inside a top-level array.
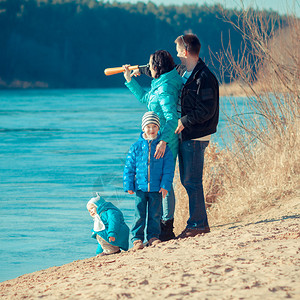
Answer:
[
  {"left": 87, "top": 192, "right": 129, "bottom": 256},
  {"left": 123, "top": 111, "right": 175, "bottom": 251}
]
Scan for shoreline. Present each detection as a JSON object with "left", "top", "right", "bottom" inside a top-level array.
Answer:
[
  {"left": 1, "top": 195, "right": 299, "bottom": 299},
  {"left": 0, "top": 81, "right": 256, "bottom": 98}
]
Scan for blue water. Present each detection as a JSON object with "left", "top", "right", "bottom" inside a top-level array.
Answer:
[{"left": 0, "top": 88, "right": 241, "bottom": 282}]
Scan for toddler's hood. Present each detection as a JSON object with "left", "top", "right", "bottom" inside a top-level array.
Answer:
[{"left": 87, "top": 192, "right": 117, "bottom": 213}]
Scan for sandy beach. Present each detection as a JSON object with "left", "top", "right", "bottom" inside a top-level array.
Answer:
[{"left": 1, "top": 194, "right": 299, "bottom": 300}]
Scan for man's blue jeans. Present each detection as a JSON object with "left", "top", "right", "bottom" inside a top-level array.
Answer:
[
  {"left": 178, "top": 140, "right": 209, "bottom": 229},
  {"left": 131, "top": 190, "right": 162, "bottom": 243}
]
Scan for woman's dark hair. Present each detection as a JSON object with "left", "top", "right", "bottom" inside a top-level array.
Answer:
[{"left": 150, "top": 50, "right": 175, "bottom": 79}]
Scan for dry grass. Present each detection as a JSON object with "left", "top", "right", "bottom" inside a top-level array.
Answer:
[
  {"left": 174, "top": 122, "right": 299, "bottom": 233},
  {"left": 174, "top": 7, "right": 300, "bottom": 233},
  {"left": 207, "top": 124, "right": 299, "bottom": 225}
]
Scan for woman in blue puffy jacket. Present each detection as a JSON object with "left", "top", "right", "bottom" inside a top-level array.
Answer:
[{"left": 123, "top": 50, "right": 182, "bottom": 241}]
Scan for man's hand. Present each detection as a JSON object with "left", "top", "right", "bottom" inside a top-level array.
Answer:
[
  {"left": 154, "top": 140, "right": 166, "bottom": 159},
  {"left": 175, "top": 119, "right": 185, "bottom": 134},
  {"left": 159, "top": 188, "right": 168, "bottom": 199},
  {"left": 128, "top": 190, "right": 134, "bottom": 195}
]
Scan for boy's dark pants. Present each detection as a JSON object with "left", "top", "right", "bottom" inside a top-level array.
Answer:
[{"left": 131, "top": 190, "right": 162, "bottom": 242}]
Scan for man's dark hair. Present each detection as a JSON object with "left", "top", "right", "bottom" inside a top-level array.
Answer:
[
  {"left": 175, "top": 33, "right": 201, "bottom": 56},
  {"left": 150, "top": 50, "right": 175, "bottom": 79}
]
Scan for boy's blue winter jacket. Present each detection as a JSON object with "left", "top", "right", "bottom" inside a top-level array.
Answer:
[
  {"left": 123, "top": 132, "right": 175, "bottom": 193},
  {"left": 90, "top": 197, "right": 129, "bottom": 254}
]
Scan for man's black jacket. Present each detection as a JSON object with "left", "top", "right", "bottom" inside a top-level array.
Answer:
[{"left": 140, "top": 58, "right": 219, "bottom": 141}]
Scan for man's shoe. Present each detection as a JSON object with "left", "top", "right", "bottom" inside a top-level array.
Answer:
[
  {"left": 132, "top": 239, "right": 144, "bottom": 251},
  {"left": 177, "top": 227, "right": 210, "bottom": 239},
  {"left": 148, "top": 237, "right": 161, "bottom": 246}
]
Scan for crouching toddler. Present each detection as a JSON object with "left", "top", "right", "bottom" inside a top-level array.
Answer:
[{"left": 87, "top": 192, "right": 129, "bottom": 256}]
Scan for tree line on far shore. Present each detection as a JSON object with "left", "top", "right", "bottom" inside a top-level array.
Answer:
[{"left": 0, "top": 0, "right": 286, "bottom": 88}]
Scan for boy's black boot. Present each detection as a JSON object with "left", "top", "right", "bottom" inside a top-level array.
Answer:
[{"left": 159, "top": 219, "right": 175, "bottom": 241}]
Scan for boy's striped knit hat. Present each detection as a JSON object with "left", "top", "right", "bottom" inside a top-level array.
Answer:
[{"left": 142, "top": 111, "right": 160, "bottom": 129}]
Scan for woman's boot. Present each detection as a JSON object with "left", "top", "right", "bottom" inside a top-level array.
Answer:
[{"left": 159, "top": 219, "right": 175, "bottom": 241}]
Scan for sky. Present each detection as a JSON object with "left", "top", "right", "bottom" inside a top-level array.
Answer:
[{"left": 104, "top": 0, "right": 300, "bottom": 17}]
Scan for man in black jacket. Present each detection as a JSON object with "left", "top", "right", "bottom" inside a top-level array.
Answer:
[
  {"left": 134, "top": 34, "right": 219, "bottom": 239},
  {"left": 174, "top": 34, "right": 219, "bottom": 238}
]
